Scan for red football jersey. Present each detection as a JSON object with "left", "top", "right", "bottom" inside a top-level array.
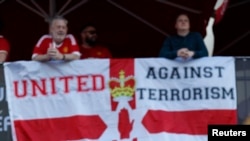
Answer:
[
  {"left": 80, "top": 45, "right": 112, "bottom": 59},
  {"left": 0, "top": 35, "right": 10, "bottom": 61},
  {"left": 32, "top": 34, "right": 80, "bottom": 59}
]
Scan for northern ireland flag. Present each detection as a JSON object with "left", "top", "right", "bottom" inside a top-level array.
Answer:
[{"left": 4, "top": 57, "right": 237, "bottom": 141}]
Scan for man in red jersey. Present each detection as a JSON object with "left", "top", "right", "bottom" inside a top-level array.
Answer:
[
  {"left": 80, "top": 23, "right": 112, "bottom": 59},
  {"left": 32, "top": 16, "right": 81, "bottom": 61},
  {"left": 0, "top": 19, "right": 10, "bottom": 63}
]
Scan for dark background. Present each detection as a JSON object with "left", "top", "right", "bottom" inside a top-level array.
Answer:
[{"left": 0, "top": 0, "right": 249, "bottom": 61}]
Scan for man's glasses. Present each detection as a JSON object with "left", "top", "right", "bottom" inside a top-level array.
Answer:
[{"left": 85, "top": 30, "right": 97, "bottom": 35}]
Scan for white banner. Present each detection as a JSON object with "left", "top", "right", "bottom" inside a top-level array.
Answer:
[{"left": 4, "top": 57, "right": 237, "bottom": 141}]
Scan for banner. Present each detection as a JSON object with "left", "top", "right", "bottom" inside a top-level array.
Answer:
[
  {"left": 0, "top": 64, "right": 12, "bottom": 141},
  {"left": 4, "top": 57, "right": 237, "bottom": 141}
]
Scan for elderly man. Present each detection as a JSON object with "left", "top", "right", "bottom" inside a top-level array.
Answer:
[{"left": 32, "top": 16, "right": 81, "bottom": 61}]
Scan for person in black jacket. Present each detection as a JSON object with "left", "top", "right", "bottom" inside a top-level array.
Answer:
[{"left": 159, "top": 13, "right": 208, "bottom": 61}]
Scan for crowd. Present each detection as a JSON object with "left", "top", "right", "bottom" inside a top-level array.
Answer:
[{"left": 0, "top": 13, "right": 208, "bottom": 63}]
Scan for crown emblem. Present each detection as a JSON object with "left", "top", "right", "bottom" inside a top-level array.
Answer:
[{"left": 109, "top": 70, "right": 136, "bottom": 101}]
